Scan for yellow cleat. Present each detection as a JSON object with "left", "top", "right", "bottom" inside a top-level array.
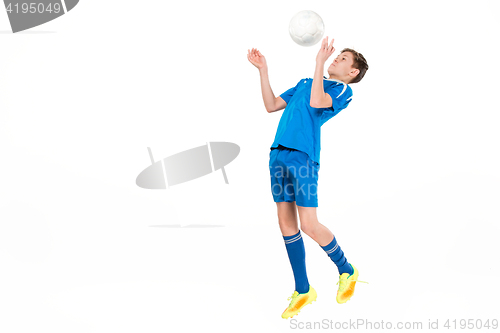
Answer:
[
  {"left": 336, "top": 264, "right": 368, "bottom": 304},
  {"left": 281, "top": 286, "right": 317, "bottom": 319}
]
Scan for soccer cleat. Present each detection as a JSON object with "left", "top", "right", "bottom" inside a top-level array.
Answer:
[
  {"left": 336, "top": 264, "right": 368, "bottom": 304},
  {"left": 281, "top": 286, "right": 317, "bottom": 319}
]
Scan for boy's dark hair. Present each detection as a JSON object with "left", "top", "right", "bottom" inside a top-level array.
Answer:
[{"left": 340, "top": 48, "right": 368, "bottom": 84}]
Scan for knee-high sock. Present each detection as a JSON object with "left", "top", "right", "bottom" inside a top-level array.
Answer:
[
  {"left": 320, "top": 236, "right": 354, "bottom": 276},
  {"left": 283, "top": 231, "right": 310, "bottom": 294}
]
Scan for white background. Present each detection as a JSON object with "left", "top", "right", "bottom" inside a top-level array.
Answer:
[{"left": 1, "top": 0, "right": 499, "bottom": 332}]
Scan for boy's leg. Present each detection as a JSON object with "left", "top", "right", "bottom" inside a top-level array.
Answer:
[
  {"left": 277, "top": 202, "right": 310, "bottom": 294},
  {"left": 297, "top": 205, "right": 361, "bottom": 304},
  {"left": 297, "top": 206, "right": 353, "bottom": 276},
  {"left": 271, "top": 149, "right": 310, "bottom": 293},
  {"left": 277, "top": 201, "right": 317, "bottom": 319},
  {"left": 295, "top": 206, "right": 333, "bottom": 246},
  {"left": 276, "top": 201, "right": 299, "bottom": 236}
]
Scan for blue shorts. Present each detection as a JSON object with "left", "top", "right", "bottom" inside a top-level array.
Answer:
[{"left": 269, "top": 145, "right": 320, "bottom": 207}]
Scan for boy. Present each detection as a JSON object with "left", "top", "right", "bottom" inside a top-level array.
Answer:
[{"left": 247, "top": 37, "right": 369, "bottom": 319}]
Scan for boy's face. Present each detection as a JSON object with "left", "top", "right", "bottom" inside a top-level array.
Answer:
[{"left": 327, "top": 52, "right": 357, "bottom": 82}]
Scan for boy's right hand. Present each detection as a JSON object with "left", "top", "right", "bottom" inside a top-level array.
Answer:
[{"left": 247, "top": 48, "right": 267, "bottom": 70}]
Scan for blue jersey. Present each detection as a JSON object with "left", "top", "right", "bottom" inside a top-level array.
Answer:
[{"left": 270, "top": 77, "right": 353, "bottom": 166}]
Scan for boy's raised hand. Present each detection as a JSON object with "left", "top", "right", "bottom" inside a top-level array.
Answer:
[
  {"left": 248, "top": 48, "right": 267, "bottom": 70},
  {"left": 316, "top": 37, "right": 335, "bottom": 64}
]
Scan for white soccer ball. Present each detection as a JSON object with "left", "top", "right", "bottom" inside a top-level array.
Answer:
[{"left": 289, "top": 10, "right": 325, "bottom": 47}]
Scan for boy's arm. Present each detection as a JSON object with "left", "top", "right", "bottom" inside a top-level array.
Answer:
[
  {"left": 248, "top": 48, "right": 287, "bottom": 113},
  {"left": 310, "top": 37, "right": 334, "bottom": 108},
  {"left": 259, "top": 67, "right": 287, "bottom": 113}
]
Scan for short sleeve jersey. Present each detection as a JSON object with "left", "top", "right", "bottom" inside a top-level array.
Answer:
[{"left": 270, "top": 77, "right": 353, "bottom": 165}]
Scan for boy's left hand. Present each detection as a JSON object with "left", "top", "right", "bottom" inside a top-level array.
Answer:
[{"left": 316, "top": 36, "right": 335, "bottom": 64}]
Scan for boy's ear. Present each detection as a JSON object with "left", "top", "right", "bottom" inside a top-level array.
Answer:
[{"left": 349, "top": 68, "right": 360, "bottom": 78}]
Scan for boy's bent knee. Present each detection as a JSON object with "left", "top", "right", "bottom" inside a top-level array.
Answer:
[
  {"left": 300, "top": 219, "right": 318, "bottom": 236},
  {"left": 279, "top": 220, "right": 299, "bottom": 237}
]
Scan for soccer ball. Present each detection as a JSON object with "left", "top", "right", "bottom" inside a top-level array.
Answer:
[{"left": 289, "top": 10, "right": 325, "bottom": 47}]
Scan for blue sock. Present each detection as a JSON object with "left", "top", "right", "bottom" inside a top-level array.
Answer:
[
  {"left": 283, "top": 231, "right": 310, "bottom": 294},
  {"left": 321, "top": 236, "right": 354, "bottom": 276}
]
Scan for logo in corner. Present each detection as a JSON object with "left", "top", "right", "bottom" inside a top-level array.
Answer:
[{"left": 3, "top": 0, "right": 79, "bottom": 33}]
